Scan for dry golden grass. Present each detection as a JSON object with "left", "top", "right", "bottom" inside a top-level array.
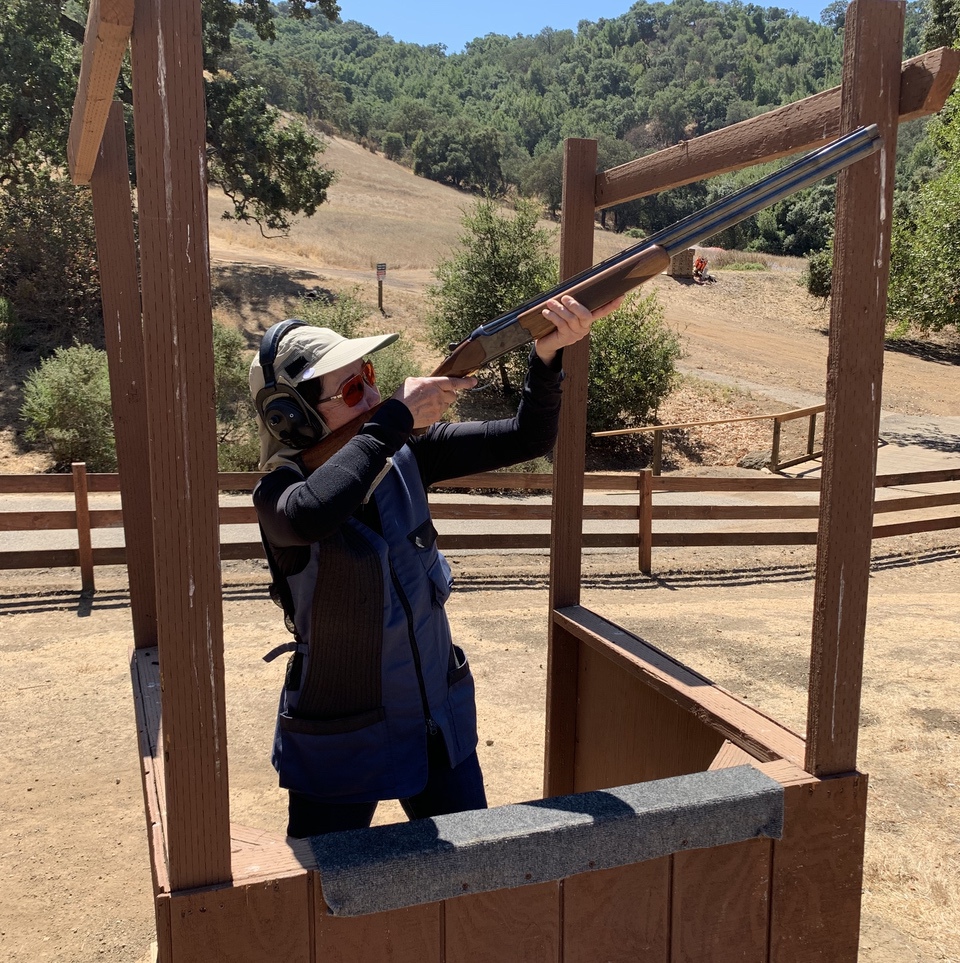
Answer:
[{"left": 207, "top": 134, "right": 633, "bottom": 273}]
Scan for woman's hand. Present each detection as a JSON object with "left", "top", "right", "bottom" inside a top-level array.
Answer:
[
  {"left": 391, "top": 375, "right": 478, "bottom": 429},
  {"left": 534, "top": 295, "right": 624, "bottom": 366}
]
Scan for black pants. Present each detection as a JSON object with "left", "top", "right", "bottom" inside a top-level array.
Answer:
[{"left": 286, "top": 734, "right": 487, "bottom": 838}]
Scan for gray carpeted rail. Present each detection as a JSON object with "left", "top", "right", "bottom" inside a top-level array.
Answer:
[{"left": 311, "top": 765, "right": 784, "bottom": 916}]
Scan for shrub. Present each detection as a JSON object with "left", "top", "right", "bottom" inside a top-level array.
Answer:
[
  {"left": 0, "top": 176, "right": 103, "bottom": 351},
  {"left": 368, "top": 333, "right": 423, "bottom": 397},
  {"left": 294, "top": 287, "right": 368, "bottom": 337},
  {"left": 427, "top": 197, "right": 557, "bottom": 394},
  {"left": 212, "top": 320, "right": 260, "bottom": 471},
  {"left": 803, "top": 244, "right": 833, "bottom": 301},
  {"left": 21, "top": 344, "right": 116, "bottom": 471},
  {"left": 0, "top": 297, "right": 23, "bottom": 348},
  {"left": 586, "top": 291, "right": 681, "bottom": 435}
]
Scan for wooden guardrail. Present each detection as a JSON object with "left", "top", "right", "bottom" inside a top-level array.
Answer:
[
  {"left": 593, "top": 404, "right": 826, "bottom": 474},
  {"left": 1, "top": 463, "right": 958, "bottom": 591}
]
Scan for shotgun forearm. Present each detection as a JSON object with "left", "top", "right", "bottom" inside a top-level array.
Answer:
[{"left": 300, "top": 124, "right": 881, "bottom": 471}]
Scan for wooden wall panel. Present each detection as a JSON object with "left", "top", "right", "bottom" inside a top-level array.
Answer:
[
  {"left": 770, "top": 774, "right": 868, "bottom": 963},
  {"left": 672, "top": 839, "right": 773, "bottom": 963},
  {"left": 563, "top": 860, "right": 670, "bottom": 963},
  {"left": 315, "top": 890, "right": 442, "bottom": 963},
  {"left": 445, "top": 883, "right": 560, "bottom": 963},
  {"left": 167, "top": 876, "right": 311, "bottom": 963},
  {"left": 573, "top": 643, "right": 724, "bottom": 791},
  {"left": 806, "top": 0, "right": 905, "bottom": 776}
]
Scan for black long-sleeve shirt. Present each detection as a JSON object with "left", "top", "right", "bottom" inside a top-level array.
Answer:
[{"left": 255, "top": 351, "right": 565, "bottom": 560}]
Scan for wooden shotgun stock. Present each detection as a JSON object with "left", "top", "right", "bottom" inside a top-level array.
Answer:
[{"left": 300, "top": 123, "right": 882, "bottom": 472}]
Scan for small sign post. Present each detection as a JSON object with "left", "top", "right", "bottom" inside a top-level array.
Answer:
[{"left": 376, "top": 262, "right": 387, "bottom": 315}]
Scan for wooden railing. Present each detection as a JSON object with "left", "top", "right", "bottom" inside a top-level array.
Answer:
[
  {"left": 594, "top": 403, "right": 826, "bottom": 474},
  {"left": 2, "top": 463, "right": 958, "bottom": 591}
]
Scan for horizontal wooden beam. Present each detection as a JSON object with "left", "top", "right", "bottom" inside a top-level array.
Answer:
[
  {"left": 596, "top": 46, "right": 960, "bottom": 209},
  {"left": 554, "top": 604, "right": 806, "bottom": 766},
  {"left": 67, "top": 0, "right": 135, "bottom": 185}
]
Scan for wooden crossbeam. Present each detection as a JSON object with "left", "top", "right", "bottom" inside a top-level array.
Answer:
[
  {"left": 596, "top": 46, "right": 960, "bottom": 208},
  {"left": 67, "top": 0, "right": 135, "bottom": 185}
]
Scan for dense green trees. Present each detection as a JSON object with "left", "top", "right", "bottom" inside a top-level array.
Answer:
[
  {"left": 0, "top": 0, "right": 340, "bottom": 339},
  {"left": 227, "top": 0, "right": 928, "bottom": 250}
]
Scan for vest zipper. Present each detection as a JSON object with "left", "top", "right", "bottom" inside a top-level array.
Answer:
[{"left": 388, "top": 560, "right": 439, "bottom": 736}]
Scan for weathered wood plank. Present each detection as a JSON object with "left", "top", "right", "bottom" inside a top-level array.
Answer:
[
  {"left": 806, "top": 0, "right": 904, "bottom": 778},
  {"left": 573, "top": 640, "right": 724, "bottom": 789},
  {"left": 130, "top": 647, "right": 169, "bottom": 895},
  {"left": 89, "top": 102, "right": 157, "bottom": 645},
  {"left": 555, "top": 605, "right": 806, "bottom": 766},
  {"left": 770, "top": 774, "right": 868, "bottom": 963},
  {"left": 67, "top": 0, "right": 135, "bottom": 184},
  {"left": 563, "top": 860, "right": 670, "bottom": 963},
  {"left": 315, "top": 888, "right": 442, "bottom": 963},
  {"left": 709, "top": 740, "right": 758, "bottom": 770},
  {"left": 445, "top": 884, "right": 560, "bottom": 963},
  {"left": 130, "top": 0, "right": 231, "bottom": 888},
  {"left": 167, "top": 876, "right": 312, "bottom": 963},
  {"left": 672, "top": 839, "right": 772, "bottom": 963},
  {"left": 544, "top": 138, "right": 598, "bottom": 798}
]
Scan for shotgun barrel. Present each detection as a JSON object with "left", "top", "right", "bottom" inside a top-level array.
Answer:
[
  {"left": 301, "top": 124, "right": 881, "bottom": 469},
  {"left": 443, "top": 123, "right": 881, "bottom": 367}
]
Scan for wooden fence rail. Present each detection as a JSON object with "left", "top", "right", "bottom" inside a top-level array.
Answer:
[
  {"left": 1, "top": 463, "right": 958, "bottom": 590},
  {"left": 593, "top": 403, "right": 826, "bottom": 474}
]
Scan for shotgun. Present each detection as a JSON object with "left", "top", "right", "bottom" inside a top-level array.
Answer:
[{"left": 302, "top": 123, "right": 881, "bottom": 471}]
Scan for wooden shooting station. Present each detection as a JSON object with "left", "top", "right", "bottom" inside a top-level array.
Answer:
[{"left": 67, "top": 0, "right": 958, "bottom": 960}]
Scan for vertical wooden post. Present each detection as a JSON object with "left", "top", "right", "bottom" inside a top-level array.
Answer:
[
  {"left": 72, "top": 462, "right": 95, "bottom": 594},
  {"left": 807, "top": 411, "right": 818, "bottom": 459},
  {"left": 90, "top": 102, "right": 158, "bottom": 647},
  {"left": 544, "top": 138, "right": 597, "bottom": 796},
  {"left": 130, "top": 0, "right": 232, "bottom": 888},
  {"left": 806, "top": 0, "right": 904, "bottom": 778},
  {"left": 770, "top": 418, "right": 782, "bottom": 472},
  {"left": 638, "top": 469, "right": 653, "bottom": 576},
  {"left": 652, "top": 430, "right": 663, "bottom": 476}
]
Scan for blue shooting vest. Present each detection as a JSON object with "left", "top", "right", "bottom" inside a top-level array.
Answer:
[{"left": 271, "top": 445, "right": 477, "bottom": 803}]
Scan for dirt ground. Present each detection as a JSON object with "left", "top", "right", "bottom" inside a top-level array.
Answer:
[{"left": 1, "top": 538, "right": 958, "bottom": 963}]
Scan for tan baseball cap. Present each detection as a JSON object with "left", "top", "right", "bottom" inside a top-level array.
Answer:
[{"left": 249, "top": 321, "right": 399, "bottom": 395}]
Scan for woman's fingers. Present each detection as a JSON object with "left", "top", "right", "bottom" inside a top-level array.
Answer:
[{"left": 391, "top": 376, "right": 478, "bottom": 428}]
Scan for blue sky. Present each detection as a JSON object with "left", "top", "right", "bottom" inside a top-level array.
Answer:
[{"left": 336, "top": 1, "right": 830, "bottom": 53}]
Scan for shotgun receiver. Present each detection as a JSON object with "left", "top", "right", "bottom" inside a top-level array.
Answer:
[{"left": 302, "top": 124, "right": 881, "bottom": 471}]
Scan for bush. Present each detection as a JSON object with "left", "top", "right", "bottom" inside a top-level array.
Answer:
[
  {"left": 586, "top": 292, "right": 681, "bottom": 435},
  {"left": 0, "top": 176, "right": 103, "bottom": 351},
  {"left": 294, "top": 287, "right": 368, "bottom": 337},
  {"left": 803, "top": 244, "right": 833, "bottom": 301},
  {"left": 368, "top": 333, "right": 423, "bottom": 397},
  {"left": 20, "top": 344, "right": 116, "bottom": 471},
  {"left": 427, "top": 197, "right": 557, "bottom": 394},
  {"left": 0, "top": 297, "right": 23, "bottom": 348},
  {"left": 212, "top": 320, "right": 260, "bottom": 471}
]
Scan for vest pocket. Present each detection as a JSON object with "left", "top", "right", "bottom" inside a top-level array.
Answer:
[
  {"left": 276, "top": 708, "right": 395, "bottom": 798},
  {"left": 443, "top": 647, "right": 478, "bottom": 762},
  {"left": 425, "top": 552, "right": 453, "bottom": 608}
]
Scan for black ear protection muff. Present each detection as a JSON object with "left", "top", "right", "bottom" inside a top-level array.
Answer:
[{"left": 255, "top": 319, "right": 330, "bottom": 449}]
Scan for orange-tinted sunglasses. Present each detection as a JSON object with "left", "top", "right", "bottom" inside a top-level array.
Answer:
[{"left": 317, "top": 360, "right": 376, "bottom": 407}]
